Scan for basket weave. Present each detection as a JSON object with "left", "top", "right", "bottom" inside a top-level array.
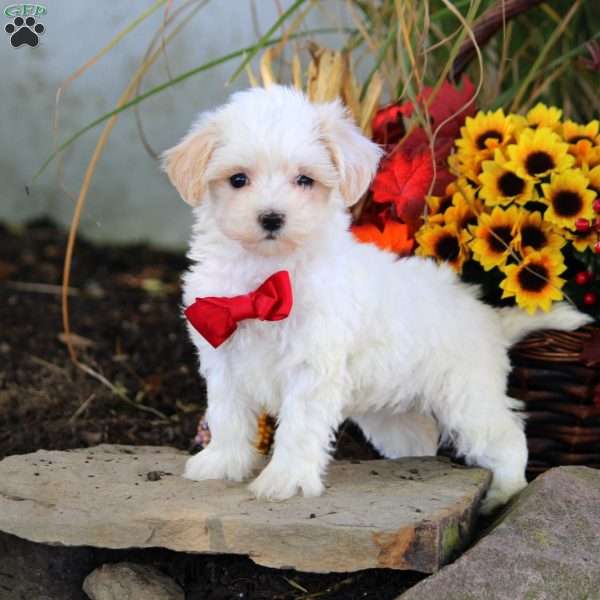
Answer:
[{"left": 508, "top": 325, "right": 600, "bottom": 478}]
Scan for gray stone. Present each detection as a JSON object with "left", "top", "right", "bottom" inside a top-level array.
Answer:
[
  {"left": 0, "top": 444, "right": 491, "bottom": 573},
  {"left": 83, "top": 562, "right": 184, "bottom": 600},
  {"left": 399, "top": 467, "right": 600, "bottom": 599}
]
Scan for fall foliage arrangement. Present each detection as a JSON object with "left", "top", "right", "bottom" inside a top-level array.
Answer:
[{"left": 352, "top": 83, "right": 600, "bottom": 320}]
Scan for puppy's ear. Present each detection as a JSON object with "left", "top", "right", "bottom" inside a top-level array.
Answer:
[
  {"left": 318, "top": 100, "right": 383, "bottom": 207},
  {"left": 161, "top": 117, "right": 219, "bottom": 206}
]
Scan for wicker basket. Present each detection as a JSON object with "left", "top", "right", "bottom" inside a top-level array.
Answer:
[{"left": 508, "top": 325, "right": 600, "bottom": 478}]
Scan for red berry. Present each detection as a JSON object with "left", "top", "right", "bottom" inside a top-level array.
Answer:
[
  {"left": 575, "top": 271, "right": 592, "bottom": 286},
  {"left": 593, "top": 198, "right": 600, "bottom": 213},
  {"left": 575, "top": 218, "right": 591, "bottom": 232},
  {"left": 583, "top": 291, "right": 598, "bottom": 306},
  {"left": 595, "top": 241, "right": 600, "bottom": 254}
]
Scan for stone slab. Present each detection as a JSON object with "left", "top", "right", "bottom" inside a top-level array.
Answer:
[
  {"left": 0, "top": 445, "right": 491, "bottom": 573},
  {"left": 399, "top": 467, "right": 600, "bottom": 599}
]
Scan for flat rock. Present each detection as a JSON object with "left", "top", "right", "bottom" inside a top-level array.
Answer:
[
  {"left": 400, "top": 467, "right": 600, "bottom": 599},
  {"left": 83, "top": 562, "right": 184, "bottom": 600},
  {"left": 0, "top": 445, "right": 490, "bottom": 573}
]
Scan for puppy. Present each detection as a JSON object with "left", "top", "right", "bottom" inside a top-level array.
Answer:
[{"left": 163, "top": 85, "right": 590, "bottom": 513}]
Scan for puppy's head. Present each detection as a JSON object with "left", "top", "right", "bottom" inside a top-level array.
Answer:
[{"left": 163, "top": 85, "right": 382, "bottom": 256}]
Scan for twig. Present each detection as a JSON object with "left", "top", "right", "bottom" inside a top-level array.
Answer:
[
  {"left": 298, "top": 576, "right": 356, "bottom": 599},
  {"left": 282, "top": 577, "right": 309, "bottom": 594},
  {"left": 4, "top": 281, "right": 79, "bottom": 296},
  {"left": 133, "top": 0, "right": 209, "bottom": 160},
  {"left": 69, "top": 393, "right": 96, "bottom": 423},
  {"left": 29, "top": 355, "right": 70, "bottom": 377},
  {"left": 76, "top": 362, "right": 170, "bottom": 421}
]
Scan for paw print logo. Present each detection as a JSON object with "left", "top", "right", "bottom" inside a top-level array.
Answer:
[{"left": 5, "top": 16, "right": 44, "bottom": 47}]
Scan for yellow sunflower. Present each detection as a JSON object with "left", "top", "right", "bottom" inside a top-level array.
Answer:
[
  {"left": 480, "top": 150, "right": 535, "bottom": 206},
  {"left": 425, "top": 184, "right": 456, "bottom": 224},
  {"left": 456, "top": 109, "right": 514, "bottom": 157},
  {"left": 565, "top": 227, "right": 600, "bottom": 253},
  {"left": 500, "top": 249, "right": 566, "bottom": 314},
  {"left": 563, "top": 120, "right": 600, "bottom": 168},
  {"left": 525, "top": 103, "right": 562, "bottom": 131},
  {"left": 416, "top": 223, "right": 471, "bottom": 272},
  {"left": 570, "top": 139, "right": 600, "bottom": 168},
  {"left": 588, "top": 165, "right": 600, "bottom": 198},
  {"left": 508, "top": 114, "right": 529, "bottom": 136},
  {"left": 448, "top": 150, "right": 485, "bottom": 182},
  {"left": 562, "top": 119, "right": 600, "bottom": 146},
  {"left": 514, "top": 210, "right": 566, "bottom": 256},
  {"left": 541, "top": 169, "right": 596, "bottom": 229},
  {"left": 470, "top": 205, "right": 520, "bottom": 270},
  {"left": 506, "top": 127, "right": 574, "bottom": 181},
  {"left": 586, "top": 146, "right": 600, "bottom": 169},
  {"left": 444, "top": 185, "right": 481, "bottom": 233}
]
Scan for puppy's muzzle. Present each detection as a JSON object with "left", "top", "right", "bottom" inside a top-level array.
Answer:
[{"left": 258, "top": 211, "right": 285, "bottom": 234}]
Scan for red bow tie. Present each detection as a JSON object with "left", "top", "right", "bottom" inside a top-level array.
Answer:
[{"left": 185, "top": 271, "right": 293, "bottom": 348}]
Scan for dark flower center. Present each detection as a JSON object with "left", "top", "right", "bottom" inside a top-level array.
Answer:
[
  {"left": 573, "top": 229, "right": 590, "bottom": 239},
  {"left": 525, "top": 151, "right": 554, "bottom": 176},
  {"left": 568, "top": 135, "right": 594, "bottom": 144},
  {"left": 487, "top": 225, "right": 513, "bottom": 253},
  {"left": 498, "top": 171, "right": 525, "bottom": 197},
  {"left": 439, "top": 195, "right": 453, "bottom": 214},
  {"left": 476, "top": 130, "right": 503, "bottom": 150},
  {"left": 461, "top": 214, "right": 478, "bottom": 230},
  {"left": 517, "top": 263, "right": 549, "bottom": 293},
  {"left": 553, "top": 190, "right": 582, "bottom": 217},
  {"left": 521, "top": 225, "right": 547, "bottom": 249},
  {"left": 435, "top": 234, "right": 460, "bottom": 262}
]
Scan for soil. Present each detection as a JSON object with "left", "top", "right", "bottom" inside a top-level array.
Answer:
[{"left": 0, "top": 219, "right": 425, "bottom": 599}]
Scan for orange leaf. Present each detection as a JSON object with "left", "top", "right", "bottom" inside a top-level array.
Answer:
[{"left": 352, "top": 220, "right": 414, "bottom": 255}]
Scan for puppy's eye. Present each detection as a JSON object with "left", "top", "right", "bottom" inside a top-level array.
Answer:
[
  {"left": 229, "top": 173, "right": 249, "bottom": 189},
  {"left": 296, "top": 175, "right": 314, "bottom": 188}
]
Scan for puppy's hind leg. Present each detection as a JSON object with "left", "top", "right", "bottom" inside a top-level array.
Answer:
[
  {"left": 353, "top": 411, "right": 439, "bottom": 458},
  {"left": 435, "top": 373, "right": 528, "bottom": 514}
]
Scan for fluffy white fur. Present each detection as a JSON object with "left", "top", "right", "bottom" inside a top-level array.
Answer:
[{"left": 163, "top": 85, "right": 591, "bottom": 513}]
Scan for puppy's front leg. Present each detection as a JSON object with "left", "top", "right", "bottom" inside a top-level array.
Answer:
[
  {"left": 249, "top": 365, "right": 344, "bottom": 500},
  {"left": 184, "top": 371, "right": 260, "bottom": 482}
]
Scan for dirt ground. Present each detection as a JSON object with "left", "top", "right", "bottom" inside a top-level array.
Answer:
[{"left": 0, "top": 219, "right": 425, "bottom": 599}]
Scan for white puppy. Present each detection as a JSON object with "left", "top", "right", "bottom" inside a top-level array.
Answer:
[{"left": 163, "top": 85, "right": 590, "bottom": 513}]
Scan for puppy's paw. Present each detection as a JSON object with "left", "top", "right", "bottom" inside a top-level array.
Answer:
[
  {"left": 480, "top": 478, "right": 527, "bottom": 515},
  {"left": 249, "top": 460, "right": 324, "bottom": 501},
  {"left": 183, "top": 445, "right": 257, "bottom": 482}
]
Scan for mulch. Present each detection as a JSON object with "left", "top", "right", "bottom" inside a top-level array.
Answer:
[{"left": 0, "top": 219, "right": 426, "bottom": 599}]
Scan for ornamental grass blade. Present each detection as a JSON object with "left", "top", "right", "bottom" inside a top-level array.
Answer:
[
  {"left": 33, "top": 27, "right": 347, "bottom": 181},
  {"left": 227, "top": 0, "right": 307, "bottom": 85},
  {"left": 259, "top": 47, "right": 277, "bottom": 87},
  {"left": 342, "top": 57, "right": 362, "bottom": 124},
  {"left": 307, "top": 47, "right": 345, "bottom": 102},
  {"left": 292, "top": 50, "right": 303, "bottom": 90},
  {"left": 359, "top": 72, "right": 383, "bottom": 135},
  {"left": 510, "top": 0, "right": 582, "bottom": 112},
  {"left": 60, "top": 3, "right": 207, "bottom": 364}
]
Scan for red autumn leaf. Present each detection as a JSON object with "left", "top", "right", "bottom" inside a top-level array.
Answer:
[
  {"left": 400, "top": 78, "right": 476, "bottom": 194},
  {"left": 372, "top": 103, "right": 408, "bottom": 146},
  {"left": 372, "top": 150, "right": 433, "bottom": 222},
  {"left": 422, "top": 77, "right": 476, "bottom": 138},
  {"left": 369, "top": 77, "right": 476, "bottom": 207}
]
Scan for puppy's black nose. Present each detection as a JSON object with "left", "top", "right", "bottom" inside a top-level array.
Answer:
[{"left": 258, "top": 211, "right": 285, "bottom": 233}]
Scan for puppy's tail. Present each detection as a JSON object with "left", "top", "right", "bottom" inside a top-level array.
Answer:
[{"left": 496, "top": 302, "right": 593, "bottom": 346}]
